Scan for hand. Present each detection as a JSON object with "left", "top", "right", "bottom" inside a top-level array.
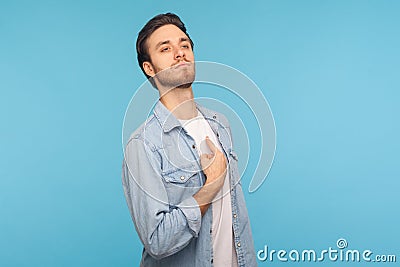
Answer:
[
  {"left": 194, "top": 137, "right": 228, "bottom": 216},
  {"left": 200, "top": 137, "right": 227, "bottom": 188}
]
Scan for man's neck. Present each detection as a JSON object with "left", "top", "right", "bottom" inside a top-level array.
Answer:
[{"left": 159, "top": 86, "right": 197, "bottom": 120}]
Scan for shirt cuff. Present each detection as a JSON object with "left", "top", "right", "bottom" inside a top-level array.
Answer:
[{"left": 177, "top": 197, "right": 202, "bottom": 237}]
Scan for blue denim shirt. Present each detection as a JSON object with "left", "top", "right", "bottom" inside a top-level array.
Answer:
[{"left": 122, "top": 101, "right": 257, "bottom": 267}]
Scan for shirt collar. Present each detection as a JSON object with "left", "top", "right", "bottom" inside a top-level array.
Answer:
[{"left": 153, "top": 100, "right": 219, "bottom": 133}]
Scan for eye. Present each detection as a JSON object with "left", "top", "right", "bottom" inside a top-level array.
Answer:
[
  {"left": 161, "top": 47, "right": 170, "bottom": 52},
  {"left": 181, "top": 43, "right": 191, "bottom": 49}
]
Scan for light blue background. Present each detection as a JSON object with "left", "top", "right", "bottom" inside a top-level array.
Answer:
[{"left": 1, "top": 0, "right": 399, "bottom": 266}]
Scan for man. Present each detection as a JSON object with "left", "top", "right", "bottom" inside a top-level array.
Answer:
[{"left": 122, "top": 13, "right": 257, "bottom": 266}]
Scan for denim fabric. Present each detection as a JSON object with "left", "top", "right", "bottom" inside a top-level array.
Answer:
[{"left": 122, "top": 101, "right": 257, "bottom": 267}]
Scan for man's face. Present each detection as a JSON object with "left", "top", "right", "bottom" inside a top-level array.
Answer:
[{"left": 143, "top": 24, "right": 195, "bottom": 90}]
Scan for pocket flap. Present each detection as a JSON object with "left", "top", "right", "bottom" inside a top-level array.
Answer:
[{"left": 163, "top": 164, "right": 199, "bottom": 183}]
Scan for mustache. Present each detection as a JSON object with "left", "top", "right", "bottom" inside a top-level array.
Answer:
[{"left": 172, "top": 60, "right": 193, "bottom": 68}]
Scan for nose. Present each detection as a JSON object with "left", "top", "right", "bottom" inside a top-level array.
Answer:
[{"left": 174, "top": 46, "right": 185, "bottom": 60}]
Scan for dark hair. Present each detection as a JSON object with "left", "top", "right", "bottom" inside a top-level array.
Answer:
[{"left": 136, "top": 13, "right": 194, "bottom": 87}]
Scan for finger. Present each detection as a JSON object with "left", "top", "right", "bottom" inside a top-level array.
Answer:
[
  {"left": 200, "top": 154, "right": 210, "bottom": 166},
  {"left": 205, "top": 136, "right": 217, "bottom": 153},
  {"left": 201, "top": 154, "right": 214, "bottom": 163}
]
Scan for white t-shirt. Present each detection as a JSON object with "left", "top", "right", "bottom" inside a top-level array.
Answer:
[{"left": 179, "top": 111, "right": 238, "bottom": 267}]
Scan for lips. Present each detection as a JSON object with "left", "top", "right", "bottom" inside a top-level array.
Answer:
[{"left": 174, "top": 61, "right": 191, "bottom": 68}]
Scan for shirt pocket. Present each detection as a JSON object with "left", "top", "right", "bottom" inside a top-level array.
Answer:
[
  {"left": 162, "top": 164, "right": 202, "bottom": 205},
  {"left": 163, "top": 164, "right": 199, "bottom": 184}
]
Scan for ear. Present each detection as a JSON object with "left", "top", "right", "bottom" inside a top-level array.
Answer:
[{"left": 143, "top": 61, "right": 155, "bottom": 77}]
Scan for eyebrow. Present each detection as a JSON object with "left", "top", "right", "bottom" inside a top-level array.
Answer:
[{"left": 155, "top": 37, "right": 190, "bottom": 50}]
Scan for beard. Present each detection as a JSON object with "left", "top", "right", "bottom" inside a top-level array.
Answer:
[{"left": 154, "top": 62, "right": 195, "bottom": 90}]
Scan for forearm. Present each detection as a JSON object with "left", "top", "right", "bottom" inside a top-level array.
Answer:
[
  {"left": 193, "top": 187, "right": 213, "bottom": 216},
  {"left": 193, "top": 173, "right": 225, "bottom": 216}
]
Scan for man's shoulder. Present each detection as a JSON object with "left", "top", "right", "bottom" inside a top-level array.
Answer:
[{"left": 127, "top": 114, "right": 161, "bottom": 144}]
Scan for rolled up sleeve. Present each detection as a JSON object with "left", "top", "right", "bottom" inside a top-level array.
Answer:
[
  {"left": 176, "top": 196, "right": 201, "bottom": 237},
  {"left": 122, "top": 136, "right": 202, "bottom": 259}
]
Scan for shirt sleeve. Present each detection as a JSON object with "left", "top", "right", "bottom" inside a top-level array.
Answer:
[{"left": 122, "top": 137, "right": 202, "bottom": 260}]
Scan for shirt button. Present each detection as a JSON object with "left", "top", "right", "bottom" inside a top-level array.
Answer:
[
  {"left": 213, "top": 115, "right": 216, "bottom": 119},
  {"left": 192, "top": 144, "right": 196, "bottom": 149},
  {"left": 180, "top": 176, "right": 185, "bottom": 181},
  {"left": 211, "top": 258, "right": 213, "bottom": 263},
  {"left": 237, "top": 242, "right": 241, "bottom": 247},
  {"left": 210, "top": 228, "right": 212, "bottom": 234},
  {"left": 233, "top": 213, "right": 237, "bottom": 218}
]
